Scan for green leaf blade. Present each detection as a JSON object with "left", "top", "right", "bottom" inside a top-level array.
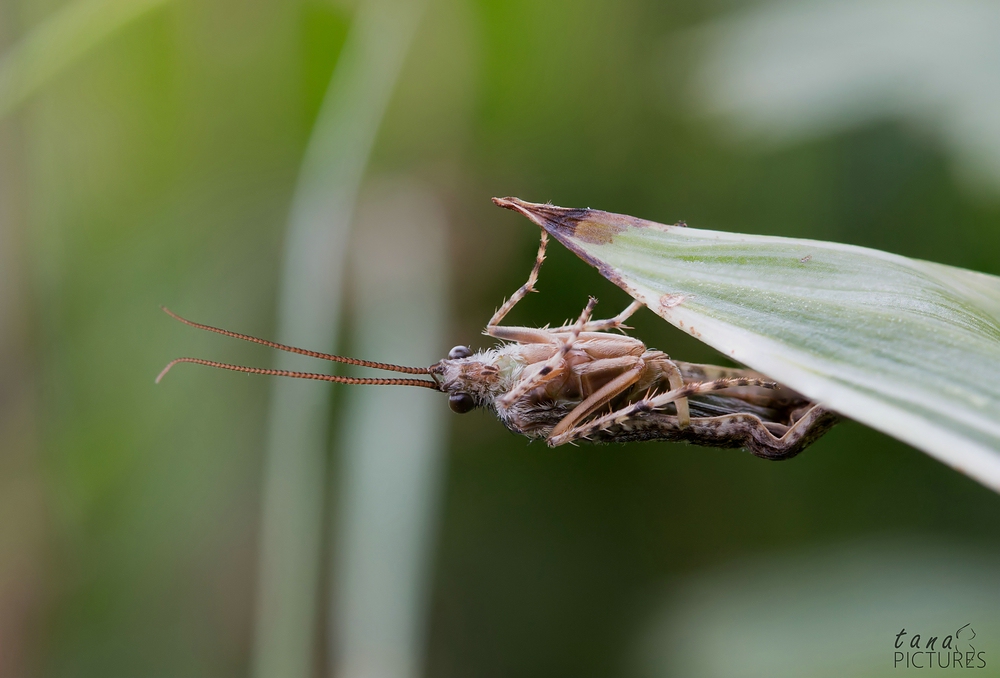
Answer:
[{"left": 494, "top": 197, "right": 1000, "bottom": 492}]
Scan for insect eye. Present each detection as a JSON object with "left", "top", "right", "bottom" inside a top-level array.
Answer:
[
  {"left": 448, "top": 345, "right": 472, "bottom": 360},
  {"left": 448, "top": 392, "right": 475, "bottom": 414}
]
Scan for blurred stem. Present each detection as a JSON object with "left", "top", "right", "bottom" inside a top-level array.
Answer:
[
  {"left": 250, "top": 3, "right": 427, "bottom": 678},
  {"left": 332, "top": 182, "right": 448, "bottom": 678},
  {"left": 0, "top": 0, "right": 170, "bottom": 118}
]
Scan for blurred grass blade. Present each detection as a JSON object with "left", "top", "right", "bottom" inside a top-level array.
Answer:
[
  {"left": 495, "top": 197, "right": 1000, "bottom": 493},
  {"left": 0, "top": 0, "right": 170, "bottom": 118},
  {"left": 252, "top": 2, "right": 426, "bottom": 678},
  {"left": 332, "top": 181, "right": 448, "bottom": 678}
]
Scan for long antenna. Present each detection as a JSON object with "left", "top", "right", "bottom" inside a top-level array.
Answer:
[
  {"left": 160, "top": 307, "right": 430, "bottom": 374},
  {"left": 155, "top": 357, "right": 440, "bottom": 389}
]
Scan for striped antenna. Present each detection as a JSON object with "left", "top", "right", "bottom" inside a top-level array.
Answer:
[
  {"left": 160, "top": 307, "right": 431, "bottom": 374},
  {"left": 155, "top": 357, "right": 439, "bottom": 389},
  {"left": 156, "top": 308, "right": 440, "bottom": 389}
]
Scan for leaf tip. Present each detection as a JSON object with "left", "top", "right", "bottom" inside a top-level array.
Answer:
[
  {"left": 491, "top": 196, "right": 522, "bottom": 210},
  {"left": 491, "top": 196, "right": 624, "bottom": 246}
]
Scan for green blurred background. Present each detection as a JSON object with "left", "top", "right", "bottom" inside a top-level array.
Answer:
[{"left": 2, "top": 0, "right": 1000, "bottom": 676}]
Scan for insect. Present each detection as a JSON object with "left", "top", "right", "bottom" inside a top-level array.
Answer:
[{"left": 158, "top": 232, "right": 838, "bottom": 459}]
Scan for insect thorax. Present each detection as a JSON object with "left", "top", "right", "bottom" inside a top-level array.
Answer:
[
  {"left": 431, "top": 344, "right": 582, "bottom": 435},
  {"left": 431, "top": 346, "right": 520, "bottom": 404}
]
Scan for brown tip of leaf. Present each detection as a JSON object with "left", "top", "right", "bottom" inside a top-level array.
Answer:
[
  {"left": 491, "top": 196, "right": 520, "bottom": 210},
  {"left": 491, "top": 196, "right": 625, "bottom": 246},
  {"left": 491, "top": 197, "right": 567, "bottom": 226}
]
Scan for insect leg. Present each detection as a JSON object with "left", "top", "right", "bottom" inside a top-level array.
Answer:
[
  {"left": 547, "top": 376, "right": 776, "bottom": 447},
  {"left": 487, "top": 231, "right": 548, "bottom": 328},
  {"left": 547, "top": 357, "right": 645, "bottom": 439},
  {"left": 498, "top": 297, "right": 597, "bottom": 408},
  {"left": 643, "top": 376, "right": 776, "bottom": 411},
  {"left": 486, "top": 325, "right": 559, "bottom": 344},
  {"left": 552, "top": 300, "right": 644, "bottom": 333},
  {"left": 647, "top": 355, "right": 690, "bottom": 427}
]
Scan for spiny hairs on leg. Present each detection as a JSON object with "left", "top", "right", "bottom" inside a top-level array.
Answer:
[
  {"left": 552, "top": 300, "right": 644, "bottom": 334},
  {"left": 487, "top": 231, "right": 548, "bottom": 328},
  {"left": 547, "top": 377, "right": 777, "bottom": 446},
  {"left": 560, "top": 297, "right": 597, "bottom": 355}
]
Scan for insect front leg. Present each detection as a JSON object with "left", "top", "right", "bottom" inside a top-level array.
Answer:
[
  {"left": 547, "top": 376, "right": 777, "bottom": 447},
  {"left": 552, "top": 300, "right": 644, "bottom": 334},
  {"left": 487, "top": 231, "right": 548, "bottom": 328},
  {"left": 486, "top": 325, "right": 559, "bottom": 345},
  {"left": 490, "top": 300, "right": 642, "bottom": 344},
  {"left": 498, "top": 297, "right": 597, "bottom": 408}
]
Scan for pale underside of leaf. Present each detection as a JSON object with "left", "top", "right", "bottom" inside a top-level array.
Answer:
[{"left": 494, "top": 197, "right": 1000, "bottom": 493}]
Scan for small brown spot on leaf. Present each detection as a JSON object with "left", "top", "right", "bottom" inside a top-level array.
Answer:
[
  {"left": 571, "top": 218, "right": 622, "bottom": 245},
  {"left": 800, "top": 254, "right": 812, "bottom": 263}
]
